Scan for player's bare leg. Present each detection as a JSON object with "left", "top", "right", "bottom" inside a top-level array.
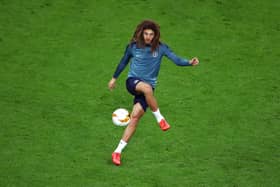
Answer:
[
  {"left": 135, "top": 82, "right": 158, "bottom": 112},
  {"left": 135, "top": 82, "right": 170, "bottom": 131},
  {"left": 122, "top": 103, "right": 145, "bottom": 142},
  {"left": 112, "top": 103, "right": 144, "bottom": 166}
]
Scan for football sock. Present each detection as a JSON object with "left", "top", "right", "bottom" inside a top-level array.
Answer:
[
  {"left": 152, "top": 108, "right": 164, "bottom": 123},
  {"left": 114, "top": 139, "right": 127, "bottom": 153}
]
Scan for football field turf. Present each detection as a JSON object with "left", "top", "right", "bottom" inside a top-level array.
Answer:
[{"left": 0, "top": 0, "right": 279, "bottom": 186}]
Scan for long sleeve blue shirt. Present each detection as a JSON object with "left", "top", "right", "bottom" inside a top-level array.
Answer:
[{"left": 113, "top": 42, "right": 191, "bottom": 88}]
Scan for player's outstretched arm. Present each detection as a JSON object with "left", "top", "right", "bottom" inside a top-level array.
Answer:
[{"left": 108, "top": 78, "right": 117, "bottom": 91}]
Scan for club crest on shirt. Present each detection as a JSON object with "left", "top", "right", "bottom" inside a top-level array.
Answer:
[{"left": 152, "top": 51, "right": 158, "bottom": 57}]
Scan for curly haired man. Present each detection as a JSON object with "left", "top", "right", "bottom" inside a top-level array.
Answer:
[{"left": 108, "top": 20, "right": 199, "bottom": 166}]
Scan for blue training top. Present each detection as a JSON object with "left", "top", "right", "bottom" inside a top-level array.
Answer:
[{"left": 113, "top": 42, "right": 192, "bottom": 88}]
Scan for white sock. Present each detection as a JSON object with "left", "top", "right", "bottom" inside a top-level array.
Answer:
[
  {"left": 114, "top": 139, "right": 127, "bottom": 153},
  {"left": 152, "top": 109, "right": 164, "bottom": 123}
]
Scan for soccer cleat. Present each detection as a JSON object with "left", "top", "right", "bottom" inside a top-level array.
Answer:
[
  {"left": 159, "top": 119, "right": 170, "bottom": 131},
  {"left": 112, "top": 152, "right": 121, "bottom": 166}
]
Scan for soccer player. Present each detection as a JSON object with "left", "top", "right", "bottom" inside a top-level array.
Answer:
[{"left": 108, "top": 20, "right": 199, "bottom": 166}]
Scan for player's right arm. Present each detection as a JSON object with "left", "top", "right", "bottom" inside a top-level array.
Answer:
[{"left": 108, "top": 45, "right": 132, "bottom": 91}]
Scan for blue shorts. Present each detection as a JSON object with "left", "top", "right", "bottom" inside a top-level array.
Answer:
[{"left": 126, "top": 77, "right": 154, "bottom": 112}]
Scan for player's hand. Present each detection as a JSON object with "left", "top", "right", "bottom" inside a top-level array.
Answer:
[
  {"left": 108, "top": 78, "right": 117, "bottom": 91},
  {"left": 190, "top": 57, "right": 199, "bottom": 66}
]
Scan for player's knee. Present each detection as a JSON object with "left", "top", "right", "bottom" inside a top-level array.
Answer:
[
  {"left": 131, "top": 113, "right": 141, "bottom": 121},
  {"left": 130, "top": 110, "right": 144, "bottom": 122},
  {"left": 142, "top": 84, "right": 153, "bottom": 96}
]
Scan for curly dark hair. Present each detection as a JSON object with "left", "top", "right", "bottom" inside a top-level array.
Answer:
[{"left": 130, "top": 20, "right": 160, "bottom": 52}]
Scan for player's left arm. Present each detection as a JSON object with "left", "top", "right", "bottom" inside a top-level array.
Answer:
[{"left": 163, "top": 44, "right": 199, "bottom": 66}]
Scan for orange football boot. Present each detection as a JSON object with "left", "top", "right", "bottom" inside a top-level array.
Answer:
[{"left": 159, "top": 119, "right": 170, "bottom": 131}]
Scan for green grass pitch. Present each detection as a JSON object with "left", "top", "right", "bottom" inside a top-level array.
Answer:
[{"left": 0, "top": 0, "right": 279, "bottom": 186}]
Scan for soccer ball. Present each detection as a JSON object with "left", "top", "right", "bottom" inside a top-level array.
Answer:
[{"left": 112, "top": 108, "right": 130, "bottom": 126}]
